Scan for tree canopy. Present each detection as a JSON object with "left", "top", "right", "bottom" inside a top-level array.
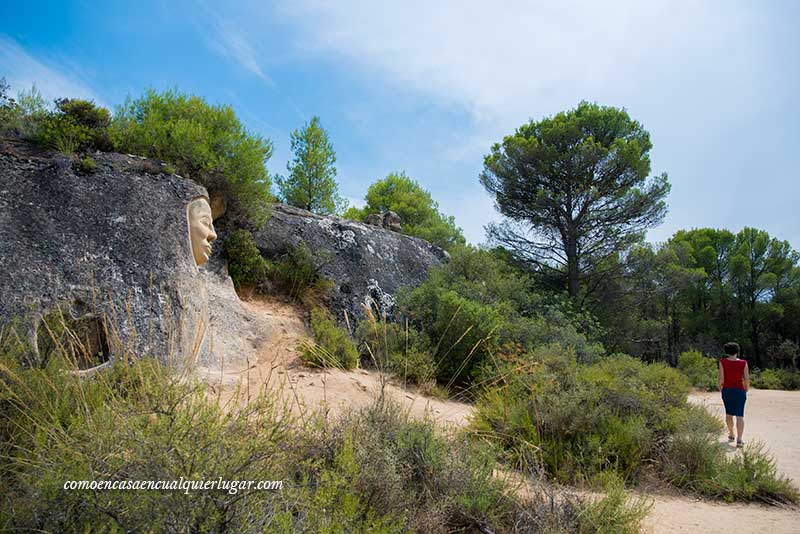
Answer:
[
  {"left": 344, "top": 172, "right": 464, "bottom": 250},
  {"left": 111, "top": 88, "right": 274, "bottom": 225},
  {"left": 276, "top": 116, "right": 346, "bottom": 215},
  {"left": 480, "top": 101, "right": 670, "bottom": 300}
]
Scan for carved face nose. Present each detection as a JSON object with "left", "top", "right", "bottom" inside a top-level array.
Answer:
[{"left": 207, "top": 226, "right": 217, "bottom": 243}]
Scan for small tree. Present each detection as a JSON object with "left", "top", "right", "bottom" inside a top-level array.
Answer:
[
  {"left": 277, "top": 116, "right": 346, "bottom": 215},
  {"left": 347, "top": 172, "right": 464, "bottom": 250},
  {"left": 480, "top": 101, "right": 670, "bottom": 300}
]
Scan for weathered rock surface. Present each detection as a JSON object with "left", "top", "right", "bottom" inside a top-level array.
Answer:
[
  {"left": 0, "top": 140, "right": 266, "bottom": 368},
  {"left": 251, "top": 204, "right": 447, "bottom": 325}
]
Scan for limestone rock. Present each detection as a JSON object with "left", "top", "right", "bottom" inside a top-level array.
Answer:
[
  {"left": 0, "top": 140, "right": 262, "bottom": 369},
  {"left": 382, "top": 210, "right": 402, "bottom": 232},
  {"left": 250, "top": 204, "right": 447, "bottom": 325}
]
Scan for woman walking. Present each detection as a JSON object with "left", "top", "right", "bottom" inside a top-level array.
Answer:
[{"left": 719, "top": 342, "right": 750, "bottom": 448}]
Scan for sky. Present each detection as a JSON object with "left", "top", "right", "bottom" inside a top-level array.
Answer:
[{"left": 1, "top": 0, "right": 798, "bottom": 249}]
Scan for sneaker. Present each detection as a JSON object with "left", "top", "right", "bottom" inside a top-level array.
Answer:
[
  {"left": 736, "top": 440, "right": 745, "bottom": 448},
  {"left": 727, "top": 435, "right": 735, "bottom": 442}
]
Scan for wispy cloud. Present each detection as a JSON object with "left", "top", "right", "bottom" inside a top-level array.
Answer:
[
  {"left": 0, "top": 35, "right": 106, "bottom": 106},
  {"left": 204, "top": 21, "right": 273, "bottom": 85}
]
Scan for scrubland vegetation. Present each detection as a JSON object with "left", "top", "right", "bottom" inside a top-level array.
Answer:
[
  {"left": 2, "top": 78, "right": 799, "bottom": 531},
  {"left": 1, "top": 341, "right": 653, "bottom": 533}
]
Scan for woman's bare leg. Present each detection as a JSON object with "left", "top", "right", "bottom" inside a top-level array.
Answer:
[
  {"left": 726, "top": 415, "right": 735, "bottom": 437},
  {"left": 736, "top": 416, "right": 745, "bottom": 441}
]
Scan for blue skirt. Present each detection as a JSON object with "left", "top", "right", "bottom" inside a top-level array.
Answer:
[{"left": 721, "top": 387, "right": 747, "bottom": 417}]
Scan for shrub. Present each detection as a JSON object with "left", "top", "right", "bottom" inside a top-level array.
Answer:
[
  {"left": 751, "top": 368, "right": 800, "bottom": 390},
  {"left": 472, "top": 348, "right": 692, "bottom": 483},
  {"left": 267, "top": 243, "right": 333, "bottom": 308},
  {"left": 225, "top": 229, "right": 270, "bottom": 290},
  {"left": 302, "top": 308, "right": 359, "bottom": 369},
  {"left": 78, "top": 156, "right": 96, "bottom": 173},
  {"left": 110, "top": 88, "right": 274, "bottom": 225},
  {"left": 400, "top": 245, "right": 603, "bottom": 388},
  {"left": 577, "top": 473, "right": 652, "bottom": 534},
  {"left": 1, "top": 324, "right": 655, "bottom": 533},
  {"left": 473, "top": 345, "right": 798, "bottom": 504},
  {"left": 36, "top": 98, "right": 112, "bottom": 153},
  {"left": 355, "top": 316, "right": 435, "bottom": 385},
  {"left": 677, "top": 349, "right": 719, "bottom": 390}
]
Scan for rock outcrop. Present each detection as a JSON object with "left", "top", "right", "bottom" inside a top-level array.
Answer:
[
  {"left": 0, "top": 140, "right": 267, "bottom": 369},
  {"left": 251, "top": 204, "right": 447, "bottom": 325}
]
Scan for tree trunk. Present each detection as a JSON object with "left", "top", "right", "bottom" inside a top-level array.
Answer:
[{"left": 566, "top": 239, "right": 579, "bottom": 299}]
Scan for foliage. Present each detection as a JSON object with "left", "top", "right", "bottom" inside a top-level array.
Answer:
[
  {"left": 302, "top": 308, "right": 359, "bottom": 369},
  {"left": 78, "top": 156, "right": 96, "bottom": 173},
  {"left": 276, "top": 116, "right": 346, "bottom": 215},
  {"left": 347, "top": 172, "right": 465, "bottom": 250},
  {"left": 355, "top": 314, "right": 436, "bottom": 385},
  {"left": 30, "top": 98, "right": 112, "bottom": 154},
  {"left": 225, "top": 231, "right": 331, "bottom": 308},
  {"left": 592, "top": 226, "right": 800, "bottom": 369},
  {"left": 225, "top": 229, "right": 270, "bottom": 290},
  {"left": 663, "top": 433, "right": 798, "bottom": 505},
  {"left": 399, "top": 245, "right": 603, "bottom": 388},
  {"left": 0, "top": 81, "right": 49, "bottom": 138},
  {"left": 577, "top": 474, "right": 652, "bottom": 534},
  {"left": 751, "top": 368, "right": 800, "bottom": 390},
  {"left": 111, "top": 88, "right": 274, "bottom": 225},
  {"left": 481, "top": 101, "right": 670, "bottom": 299},
  {"left": 473, "top": 346, "right": 798, "bottom": 504},
  {"left": 2, "top": 340, "right": 651, "bottom": 533},
  {"left": 677, "top": 350, "right": 719, "bottom": 390},
  {"left": 267, "top": 243, "right": 333, "bottom": 308},
  {"left": 473, "top": 348, "right": 689, "bottom": 482}
]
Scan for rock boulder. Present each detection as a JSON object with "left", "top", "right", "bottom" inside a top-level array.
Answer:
[{"left": 251, "top": 204, "right": 447, "bottom": 325}]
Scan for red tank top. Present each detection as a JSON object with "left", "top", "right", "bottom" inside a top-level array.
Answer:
[{"left": 720, "top": 358, "right": 747, "bottom": 389}]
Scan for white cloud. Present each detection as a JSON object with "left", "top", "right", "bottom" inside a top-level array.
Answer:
[
  {"left": 272, "top": 0, "right": 787, "bottom": 245},
  {"left": 0, "top": 35, "right": 106, "bottom": 106},
  {"left": 204, "top": 20, "right": 273, "bottom": 85},
  {"left": 277, "top": 0, "right": 761, "bottom": 132}
]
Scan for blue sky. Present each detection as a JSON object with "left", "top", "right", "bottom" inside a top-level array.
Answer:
[{"left": 2, "top": 0, "right": 798, "bottom": 248}]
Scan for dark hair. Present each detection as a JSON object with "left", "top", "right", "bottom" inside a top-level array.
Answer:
[{"left": 724, "top": 342, "right": 740, "bottom": 356}]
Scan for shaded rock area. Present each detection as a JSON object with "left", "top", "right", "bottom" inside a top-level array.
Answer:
[
  {"left": 250, "top": 204, "right": 447, "bottom": 325},
  {"left": 0, "top": 139, "right": 265, "bottom": 368}
]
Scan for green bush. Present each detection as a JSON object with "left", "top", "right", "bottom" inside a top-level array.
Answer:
[
  {"left": 225, "top": 229, "right": 270, "bottom": 290},
  {"left": 677, "top": 349, "right": 719, "bottom": 390},
  {"left": 473, "top": 348, "right": 691, "bottom": 483},
  {"left": 751, "top": 368, "right": 800, "bottom": 390},
  {"left": 400, "top": 245, "right": 603, "bottom": 388},
  {"left": 36, "top": 98, "right": 112, "bottom": 153},
  {"left": 78, "top": 156, "right": 96, "bottom": 173},
  {"left": 110, "top": 88, "right": 274, "bottom": 225},
  {"left": 302, "top": 308, "right": 359, "bottom": 370},
  {"left": 473, "top": 346, "right": 798, "bottom": 504},
  {"left": 577, "top": 473, "right": 652, "bottom": 534},
  {"left": 268, "top": 243, "right": 333, "bottom": 308},
  {"left": 355, "top": 317, "right": 435, "bottom": 385},
  {"left": 0, "top": 325, "right": 656, "bottom": 533}
]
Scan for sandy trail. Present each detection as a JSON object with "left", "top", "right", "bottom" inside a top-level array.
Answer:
[
  {"left": 642, "top": 389, "right": 800, "bottom": 534},
  {"left": 201, "top": 295, "right": 799, "bottom": 533},
  {"left": 200, "top": 295, "right": 471, "bottom": 427}
]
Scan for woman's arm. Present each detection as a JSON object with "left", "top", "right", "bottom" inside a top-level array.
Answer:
[
  {"left": 743, "top": 362, "right": 750, "bottom": 391},
  {"left": 719, "top": 360, "right": 724, "bottom": 390}
]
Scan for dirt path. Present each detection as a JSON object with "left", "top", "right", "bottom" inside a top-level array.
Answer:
[
  {"left": 643, "top": 389, "right": 800, "bottom": 534},
  {"left": 200, "top": 295, "right": 471, "bottom": 428},
  {"left": 199, "top": 295, "right": 799, "bottom": 533}
]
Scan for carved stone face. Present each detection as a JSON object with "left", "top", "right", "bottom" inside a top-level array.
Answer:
[{"left": 188, "top": 198, "right": 217, "bottom": 266}]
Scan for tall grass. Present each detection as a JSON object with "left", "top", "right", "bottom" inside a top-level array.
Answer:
[{"left": 0, "top": 317, "right": 653, "bottom": 533}]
